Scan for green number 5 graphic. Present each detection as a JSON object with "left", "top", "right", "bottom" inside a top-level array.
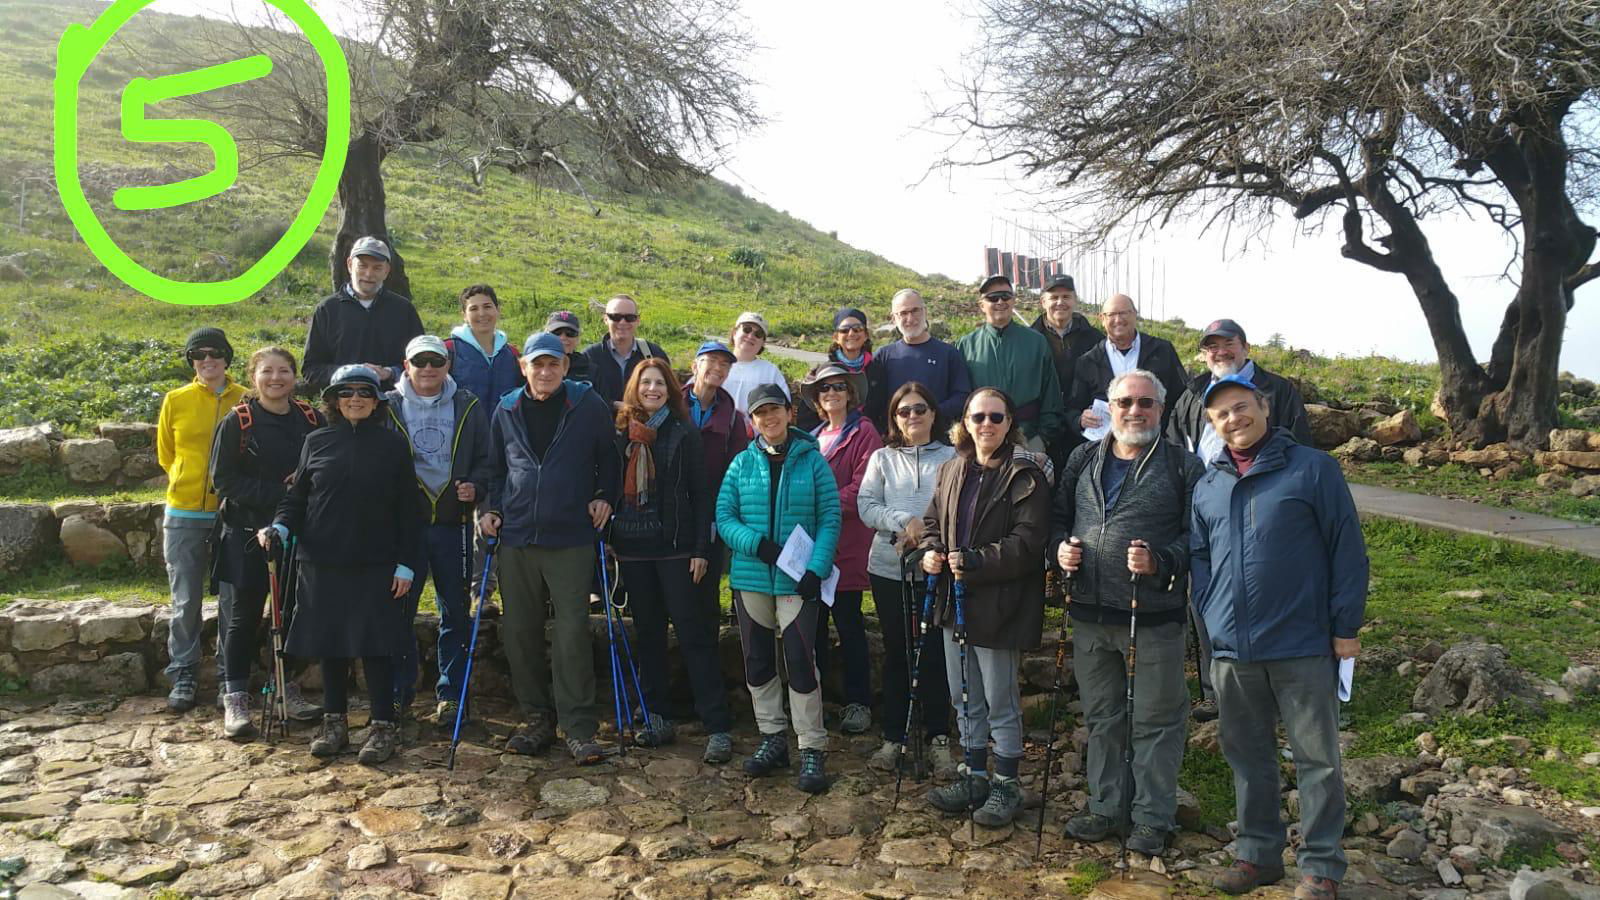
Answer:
[{"left": 54, "top": 0, "right": 351, "bottom": 306}]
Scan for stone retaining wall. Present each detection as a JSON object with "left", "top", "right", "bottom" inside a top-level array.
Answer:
[
  {"left": 0, "top": 501, "right": 164, "bottom": 574},
  {"left": 0, "top": 422, "right": 166, "bottom": 489}
]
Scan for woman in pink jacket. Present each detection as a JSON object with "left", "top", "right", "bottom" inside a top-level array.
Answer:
[{"left": 803, "top": 363, "right": 883, "bottom": 736}]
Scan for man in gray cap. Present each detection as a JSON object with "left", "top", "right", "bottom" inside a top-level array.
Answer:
[
  {"left": 544, "top": 310, "right": 592, "bottom": 386},
  {"left": 1030, "top": 273, "right": 1103, "bottom": 460},
  {"left": 303, "top": 235, "right": 425, "bottom": 391}
]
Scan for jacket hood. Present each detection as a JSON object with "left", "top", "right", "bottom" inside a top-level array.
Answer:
[
  {"left": 395, "top": 373, "right": 457, "bottom": 406},
  {"left": 498, "top": 378, "right": 595, "bottom": 411},
  {"left": 1207, "top": 425, "right": 1297, "bottom": 474},
  {"left": 450, "top": 323, "right": 507, "bottom": 360}
]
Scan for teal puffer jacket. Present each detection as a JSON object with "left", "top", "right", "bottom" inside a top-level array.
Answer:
[{"left": 716, "top": 428, "right": 841, "bottom": 595}]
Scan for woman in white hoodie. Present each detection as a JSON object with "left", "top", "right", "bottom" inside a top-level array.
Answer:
[{"left": 857, "top": 381, "right": 957, "bottom": 776}]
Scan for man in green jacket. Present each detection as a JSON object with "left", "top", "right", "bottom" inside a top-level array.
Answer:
[{"left": 956, "top": 275, "right": 1065, "bottom": 451}]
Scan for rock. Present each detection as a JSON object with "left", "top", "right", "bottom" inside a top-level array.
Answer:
[
  {"left": 441, "top": 873, "right": 513, "bottom": 900},
  {"left": 637, "top": 832, "right": 696, "bottom": 862},
  {"left": 0, "top": 504, "right": 58, "bottom": 573},
  {"left": 75, "top": 607, "right": 150, "bottom": 645},
  {"left": 397, "top": 852, "right": 507, "bottom": 874},
  {"left": 1332, "top": 436, "right": 1382, "bottom": 462},
  {"left": 1342, "top": 755, "right": 1421, "bottom": 805},
  {"left": 686, "top": 810, "right": 762, "bottom": 847},
  {"left": 55, "top": 820, "right": 133, "bottom": 851},
  {"left": 59, "top": 439, "right": 120, "bottom": 483},
  {"left": 1175, "top": 787, "right": 1202, "bottom": 831},
  {"left": 798, "top": 837, "right": 864, "bottom": 864},
  {"left": 1439, "top": 797, "right": 1578, "bottom": 863},
  {"left": 1450, "top": 444, "right": 1517, "bottom": 466},
  {"left": 1305, "top": 405, "right": 1362, "bottom": 449},
  {"left": 0, "top": 795, "right": 72, "bottom": 820},
  {"left": 273, "top": 827, "right": 340, "bottom": 863},
  {"left": 95, "top": 423, "right": 156, "bottom": 451},
  {"left": 58, "top": 515, "right": 127, "bottom": 567},
  {"left": 1508, "top": 867, "right": 1600, "bottom": 900},
  {"left": 0, "top": 425, "right": 56, "bottom": 471},
  {"left": 254, "top": 859, "right": 343, "bottom": 899},
  {"left": 1371, "top": 410, "right": 1422, "bottom": 446},
  {"left": 1573, "top": 475, "right": 1600, "bottom": 498},
  {"left": 769, "top": 814, "right": 810, "bottom": 840},
  {"left": 30, "top": 653, "right": 148, "bottom": 695},
  {"left": 346, "top": 842, "right": 386, "bottom": 870},
  {"left": 83, "top": 855, "right": 187, "bottom": 886},
  {"left": 1549, "top": 429, "right": 1593, "bottom": 452},
  {"left": 1399, "top": 770, "right": 1450, "bottom": 802},
  {"left": 811, "top": 796, "right": 883, "bottom": 836},
  {"left": 6, "top": 608, "right": 76, "bottom": 651},
  {"left": 1413, "top": 642, "right": 1549, "bottom": 716},
  {"left": 1561, "top": 665, "right": 1600, "bottom": 696},
  {"left": 630, "top": 876, "right": 709, "bottom": 900},
  {"left": 1535, "top": 450, "right": 1600, "bottom": 471},
  {"left": 1387, "top": 829, "right": 1427, "bottom": 861},
  {"left": 541, "top": 778, "right": 610, "bottom": 813},
  {"left": 787, "top": 865, "right": 880, "bottom": 895},
  {"left": 550, "top": 830, "right": 627, "bottom": 864},
  {"left": 374, "top": 783, "right": 441, "bottom": 808},
  {"left": 170, "top": 860, "right": 270, "bottom": 895},
  {"left": 876, "top": 837, "right": 953, "bottom": 866},
  {"left": 890, "top": 867, "right": 964, "bottom": 896}
]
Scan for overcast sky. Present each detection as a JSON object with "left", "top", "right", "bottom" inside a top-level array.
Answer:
[{"left": 142, "top": 0, "right": 1600, "bottom": 379}]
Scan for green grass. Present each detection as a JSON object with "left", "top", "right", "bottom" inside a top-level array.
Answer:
[
  {"left": 1061, "top": 860, "right": 1112, "bottom": 895},
  {"left": 1348, "top": 461, "right": 1600, "bottom": 525},
  {"left": 0, "top": 463, "right": 162, "bottom": 504}
]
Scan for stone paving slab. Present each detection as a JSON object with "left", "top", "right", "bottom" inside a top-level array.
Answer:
[{"left": 1350, "top": 483, "right": 1600, "bottom": 559}]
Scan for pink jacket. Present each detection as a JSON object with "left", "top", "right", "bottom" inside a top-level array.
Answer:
[{"left": 814, "top": 413, "right": 882, "bottom": 591}]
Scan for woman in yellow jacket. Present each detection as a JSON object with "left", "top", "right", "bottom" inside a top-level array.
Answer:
[{"left": 157, "top": 327, "right": 245, "bottom": 712}]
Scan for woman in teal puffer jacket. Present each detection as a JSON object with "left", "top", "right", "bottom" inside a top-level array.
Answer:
[{"left": 716, "top": 383, "right": 841, "bottom": 795}]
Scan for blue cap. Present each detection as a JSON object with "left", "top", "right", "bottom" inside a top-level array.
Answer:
[
  {"left": 695, "top": 340, "right": 735, "bottom": 360},
  {"left": 1202, "top": 373, "right": 1262, "bottom": 407},
  {"left": 522, "top": 331, "right": 567, "bottom": 360},
  {"left": 323, "top": 364, "right": 381, "bottom": 397}
]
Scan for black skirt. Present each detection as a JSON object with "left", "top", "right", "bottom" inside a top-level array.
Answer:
[{"left": 286, "top": 561, "right": 407, "bottom": 658}]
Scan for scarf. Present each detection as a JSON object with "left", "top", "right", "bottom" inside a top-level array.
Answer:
[
  {"left": 623, "top": 405, "right": 672, "bottom": 509},
  {"left": 834, "top": 349, "right": 871, "bottom": 373}
]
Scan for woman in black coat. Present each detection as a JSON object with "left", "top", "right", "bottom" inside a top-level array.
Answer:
[
  {"left": 210, "top": 347, "right": 325, "bottom": 740},
  {"left": 260, "top": 364, "right": 420, "bottom": 765},
  {"left": 611, "top": 358, "right": 733, "bottom": 763}
]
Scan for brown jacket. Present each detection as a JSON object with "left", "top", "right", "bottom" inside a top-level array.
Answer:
[{"left": 918, "top": 444, "right": 1051, "bottom": 650}]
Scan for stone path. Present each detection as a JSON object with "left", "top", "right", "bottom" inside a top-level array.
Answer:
[{"left": 1348, "top": 483, "right": 1600, "bottom": 560}]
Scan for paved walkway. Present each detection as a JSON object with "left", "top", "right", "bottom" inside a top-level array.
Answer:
[{"left": 1350, "top": 483, "right": 1600, "bottom": 559}]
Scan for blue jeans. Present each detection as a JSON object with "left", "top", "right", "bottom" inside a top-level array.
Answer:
[{"left": 397, "top": 523, "right": 471, "bottom": 705}]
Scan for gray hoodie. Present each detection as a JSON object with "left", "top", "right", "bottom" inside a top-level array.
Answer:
[
  {"left": 857, "top": 441, "right": 958, "bottom": 580},
  {"left": 395, "top": 375, "right": 458, "bottom": 496}
]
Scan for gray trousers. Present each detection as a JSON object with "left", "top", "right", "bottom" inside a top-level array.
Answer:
[
  {"left": 738, "top": 591, "right": 827, "bottom": 750},
  {"left": 1073, "top": 618, "right": 1189, "bottom": 829},
  {"left": 942, "top": 630, "right": 1023, "bottom": 760},
  {"left": 163, "top": 517, "right": 233, "bottom": 679},
  {"left": 1213, "top": 655, "right": 1347, "bottom": 882}
]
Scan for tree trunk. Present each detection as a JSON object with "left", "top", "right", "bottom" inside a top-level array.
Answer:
[{"left": 329, "top": 131, "right": 411, "bottom": 300}]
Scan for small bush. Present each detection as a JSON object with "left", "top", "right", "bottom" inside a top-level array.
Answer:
[{"left": 729, "top": 246, "right": 766, "bottom": 269}]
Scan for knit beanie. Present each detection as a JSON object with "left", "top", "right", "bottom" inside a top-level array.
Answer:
[{"left": 183, "top": 327, "right": 234, "bottom": 365}]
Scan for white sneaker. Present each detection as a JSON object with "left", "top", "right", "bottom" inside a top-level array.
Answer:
[
  {"left": 867, "top": 739, "right": 902, "bottom": 772},
  {"left": 283, "top": 682, "right": 323, "bottom": 722},
  {"left": 222, "top": 691, "right": 256, "bottom": 740},
  {"left": 927, "top": 735, "right": 959, "bottom": 781}
]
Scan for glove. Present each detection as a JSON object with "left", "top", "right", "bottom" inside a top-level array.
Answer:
[
  {"left": 756, "top": 538, "right": 782, "bottom": 566},
  {"left": 796, "top": 571, "right": 822, "bottom": 602}
]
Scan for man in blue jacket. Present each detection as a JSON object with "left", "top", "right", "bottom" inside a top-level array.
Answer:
[
  {"left": 1191, "top": 374, "right": 1367, "bottom": 900},
  {"left": 480, "top": 333, "right": 621, "bottom": 765}
]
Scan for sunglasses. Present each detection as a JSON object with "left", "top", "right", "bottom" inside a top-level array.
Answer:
[
  {"left": 607, "top": 313, "right": 639, "bottom": 323},
  {"left": 409, "top": 354, "right": 448, "bottom": 368},
  {"left": 552, "top": 328, "right": 577, "bottom": 338},
  {"left": 187, "top": 348, "right": 226, "bottom": 361},
  {"left": 816, "top": 382, "right": 850, "bottom": 394},
  {"left": 835, "top": 324, "right": 865, "bottom": 334},
  {"left": 895, "top": 403, "right": 930, "bottom": 418},
  {"left": 738, "top": 323, "right": 766, "bottom": 336},
  {"left": 982, "top": 291, "right": 1015, "bottom": 302},
  {"left": 968, "top": 411, "right": 1008, "bottom": 425},
  {"left": 1112, "top": 396, "right": 1157, "bottom": 410},
  {"left": 335, "top": 387, "right": 378, "bottom": 400}
]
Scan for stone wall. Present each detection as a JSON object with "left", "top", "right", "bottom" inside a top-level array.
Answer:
[
  {"left": 0, "top": 501, "right": 164, "bottom": 574},
  {"left": 0, "top": 422, "right": 166, "bottom": 490}
]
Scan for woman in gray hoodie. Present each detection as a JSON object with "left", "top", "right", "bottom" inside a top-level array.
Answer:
[{"left": 857, "top": 382, "right": 957, "bottom": 777}]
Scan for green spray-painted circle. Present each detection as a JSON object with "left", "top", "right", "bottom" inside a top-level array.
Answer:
[{"left": 54, "top": 0, "right": 351, "bottom": 305}]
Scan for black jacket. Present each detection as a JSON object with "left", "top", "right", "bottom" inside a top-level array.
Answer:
[
  {"left": 580, "top": 337, "right": 669, "bottom": 407},
  {"left": 383, "top": 385, "right": 494, "bottom": 526},
  {"left": 302, "top": 287, "right": 425, "bottom": 391},
  {"left": 1049, "top": 437, "right": 1204, "bottom": 624},
  {"left": 610, "top": 414, "right": 713, "bottom": 559},
  {"left": 274, "top": 414, "right": 422, "bottom": 571},
  {"left": 1167, "top": 362, "right": 1312, "bottom": 455},
  {"left": 1031, "top": 312, "right": 1104, "bottom": 456},
  {"left": 1065, "top": 333, "right": 1190, "bottom": 438},
  {"left": 209, "top": 398, "right": 325, "bottom": 532}
]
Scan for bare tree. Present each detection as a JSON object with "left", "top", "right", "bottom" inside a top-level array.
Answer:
[
  {"left": 941, "top": 0, "right": 1600, "bottom": 449},
  {"left": 187, "top": 0, "right": 760, "bottom": 299}
]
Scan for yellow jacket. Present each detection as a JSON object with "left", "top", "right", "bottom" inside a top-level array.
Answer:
[{"left": 157, "top": 376, "right": 246, "bottom": 514}]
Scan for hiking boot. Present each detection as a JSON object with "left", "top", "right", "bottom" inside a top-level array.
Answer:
[
  {"left": 358, "top": 720, "right": 398, "bottom": 765},
  {"left": 435, "top": 700, "right": 463, "bottom": 732},
  {"left": 796, "top": 748, "right": 828, "bottom": 794},
  {"left": 1213, "top": 859, "right": 1287, "bottom": 895},
  {"left": 166, "top": 669, "right": 197, "bottom": 713},
  {"left": 283, "top": 682, "right": 322, "bottom": 722},
  {"left": 1064, "top": 811, "right": 1114, "bottom": 842},
  {"left": 926, "top": 764, "right": 989, "bottom": 814},
  {"left": 1191, "top": 697, "right": 1219, "bottom": 722},
  {"left": 505, "top": 715, "right": 556, "bottom": 755},
  {"left": 839, "top": 703, "right": 871, "bottom": 735},
  {"left": 1126, "top": 823, "right": 1169, "bottom": 855},
  {"left": 927, "top": 735, "right": 958, "bottom": 781},
  {"left": 567, "top": 736, "right": 604, "bottom": 766},
  {"left": 1294, "top": 876, "right": 1339, "bottom": 900},
  {"left": 221, "top": 691, "right": 255, "bottom": 741},
  {"left": 309, "top": 713, "right": 349, "bottom": 757},
  {"left": 635, "top": 713, "right": 676, "bottom": 748},
  {"left": 867, "top": 739, "right": 902, "bottom": 772},
  {"left": 703, "top": 732, "right": 734, "bottom": 765},
  {"left": 972, "top": 773, "right": 1022, "bottom": 827},
  {"left": 742, "top": 733, "right": 790, "bottom": 777}
]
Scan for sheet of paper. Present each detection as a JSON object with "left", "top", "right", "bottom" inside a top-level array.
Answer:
[
  {"left": 1338, "top": 657, "right": 1355, "bottom": 702},
  {"left": 1083, "top": 398, "right": 1112, "bottom": 442},
  {"left": 776, "top": 524, "right": 840, "bottom": 607}
]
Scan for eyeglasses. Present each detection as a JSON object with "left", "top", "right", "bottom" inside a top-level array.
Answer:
[
  {"left": 835, "top": 324, "right": 865, "bottom": 334},
  {"left": 895, "top": 403, "right": 930, "bottom": 418},
  {"left": 187, "top": 348, "right": 226, "bottom": 361},
  {"left": 607, "top": 313, "right": 639, "bottom": 323},
  {"left": 408, "top": 354, "right": 448, "bottom": 368},
  {"left": 738, "top": 323, "right": 765, "bottom": 336},
  {"left": 552, "top": 329, "right": 577, "bottom": 338},
  {"left": 982, "top": 291, "right": 1015, "bottom": 303},
  {"left": 968, "top": 411, "right": 1007, "bottom": 425},
  {"left": 335, "top": 387, "right": 378, "bottom": 399},
  {"left": 1112, "top": 396, "right": 1157, "bottom": 410},
  {"left": 816, "top": 382, "right": 850, "bottom": 394}
]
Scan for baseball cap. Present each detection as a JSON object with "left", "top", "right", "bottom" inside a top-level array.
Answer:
[
  {"left": 1044, "top": 273, "right": 1076, "bottom": 293},
  {"left": 1202, "top": 373, "right": 1262, "bottom": 407},
  {"left": 695, "top": 340, "right": 735, "bottom": 361},
  {"left": 522, "top": 332, "right": 567, "bottom": 360},
  {"left": 978, "top": 274, "right": 1014, "bottom": 296},
  {"left": 405, "top": 334, "right": 448, "bottom": 360},
  {"left": 735, "top": 311, "right": 769, "bottom": 334},
  {"left": 544, "top": 310, "right": 581, "bottom": 335},
  {"left": 746, "top": 383, "right": 789, "bottom": 414},
  {"left": 1200, "top": 318, "right": 1247, "bottom": 345},
  {"left": 349, "top": 235, "right": 391, "bottom": 261}
]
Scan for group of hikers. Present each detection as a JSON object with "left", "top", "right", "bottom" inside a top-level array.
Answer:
[{"left": 155, "top": 236, "right": 1367, "bottom": 900}]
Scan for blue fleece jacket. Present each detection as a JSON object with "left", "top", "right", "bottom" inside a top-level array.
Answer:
[{"left": 448, "top": 325, "right": 522, "bottom": 410}]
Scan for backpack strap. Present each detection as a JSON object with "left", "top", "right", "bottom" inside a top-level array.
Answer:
[
  {"left": 233, "top": 402, "right": 254, "bottom": 454},
  {"left": 290, "top": 398, "right": 319, "bottom": 429}
]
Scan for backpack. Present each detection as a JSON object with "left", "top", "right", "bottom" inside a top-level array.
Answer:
[{"left": 233, "top": 399, "right": 320, "bottom": 453}]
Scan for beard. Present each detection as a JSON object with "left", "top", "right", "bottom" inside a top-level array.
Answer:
[
  {"left": 1112, "top": 423, "right": 1161, "bottom": 447},
  {"left": 1209, "top": 358, "right": 1243, "bottom": 378}
]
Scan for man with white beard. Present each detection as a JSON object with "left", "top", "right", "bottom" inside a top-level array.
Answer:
[
  {"left": 1048, "top": 369, "right": 1203, "bottom": 854},
  {"left": 1166, "top": 319, "right": 1311, "bottom": 722},
  {"left": 865, "top": 289, "right": 973, "bottom": 433}
]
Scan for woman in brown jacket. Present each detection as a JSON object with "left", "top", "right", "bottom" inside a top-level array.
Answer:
[{"left": 918, "top": 387, "right": 1050, "bottom": 828}]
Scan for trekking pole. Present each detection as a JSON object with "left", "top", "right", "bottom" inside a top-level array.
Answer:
[
  {"left": 1036, "top": 537, "right": 1079, "bottom": 859},
  {"left": 952, "top": 553, "right": 974, "bottom": 842},
  {"left": 599, "top": 543, "right": 631, "bottom": 750},
  {"left": 894, "top": 566, "right": 938, "bottom": 811},
  {"left": 448, "top": 535, "right": 496, "bottom": 771},
  {"left": 598, "top": 538, "right": 655, "bottom": 753},
  {"left": 1119, "top": 540, "right": 1145, "bottom": 879},
  {"left": 262, "top": 534, "right": 291, "bottom": 742}
]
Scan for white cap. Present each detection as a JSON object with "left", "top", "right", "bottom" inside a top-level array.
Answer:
[
  {"left": 405, "top": 334, "right": 448, "bottom": 360},
  {"left": 735, "top": 311, "right": 769, "bottom": 333}
]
